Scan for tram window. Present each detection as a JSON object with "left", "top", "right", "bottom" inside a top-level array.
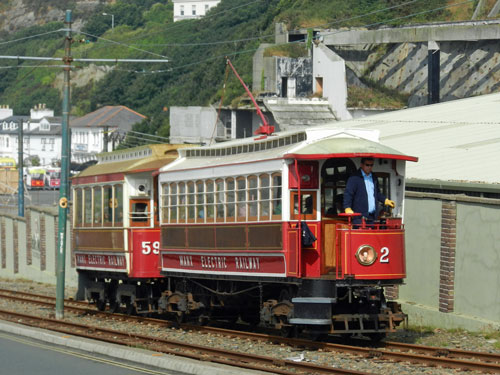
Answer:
[
  {"left": 226, "top": 178, "right": 235, "bottom": 222},
  {"left": 103, "top": 186, "right": 113, "bottom": 226},
  {"left": 131, "top": 202, "right": 148, "bottom": 223},
  {"left": 161, "top": 184, "right": 169, "bottom": 223},
  {"left": 187, "top": 182, "right": 195, "bottom": 222},
  {"left": 114, "top": 185, "right": 123, "bottom": 226},
  {"left": 196, "top": 180, "right": 205, "bottom": 222},
  {"left": 84, "top": 187, "right": 92, "bottom": 226},
  {"left": 290, "top": 192, "right": 316, "bottom": 220},
  {"left": 374, "top": 173, "right": 390, "bottom": 199},
  {"left": 248, "top": 175, "right": 258, "bottom": 220},
  {"left": 169, "top": 183, "right": 178, "bottom": 223},
  {"left": 178, "top": 182, "right": 186, "bottom": 223},
  {"left": 259, "top": 175, "right": 270, "bottom": 220},
  {"left": 206, "top": 180, "right": 215, "bottom": 222},
  {"left": 236, "top": 177, "right": 246, "bottom": 221},
  {"left": 93, "top": 187, "right": 102, "bottom": 226},
  {"left": 321, "top": 159, "right": 356, "bottom": 217},
  {"left": 271, "top": 173, "right": 282, "bottom": 219},
  {"left": 216, "top": 179, "right": 225, "bottom": 222},
  {"left": 75, "top": 188, "right": 83, "bottom": 226}
]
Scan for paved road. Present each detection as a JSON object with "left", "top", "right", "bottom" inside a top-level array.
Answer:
[{"left": 0, "top": 331, "right": 184, "bottom": 375}]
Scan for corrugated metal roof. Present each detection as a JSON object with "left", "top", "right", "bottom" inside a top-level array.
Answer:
[
  {"left": 264, "top": 98, "right": 337, "bottom": 128},
  {"left": 341, "top": 92, "right": 500, "bottom": 185}
]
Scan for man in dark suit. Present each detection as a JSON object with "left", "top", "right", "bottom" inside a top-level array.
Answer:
[{"left": 343, "top": 157, "right": 395, "bottom": 224}]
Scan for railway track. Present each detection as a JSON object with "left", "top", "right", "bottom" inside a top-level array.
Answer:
[
  {"left": 0, "top": 307, "right": 370, "bottom": 375},
  {"left": 0, "top": 289, "right": 499, "bottom": 374}
]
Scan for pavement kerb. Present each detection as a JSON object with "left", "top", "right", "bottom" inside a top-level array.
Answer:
[{"left": 0, "top": 320, "right": 273, "bottom": 375}]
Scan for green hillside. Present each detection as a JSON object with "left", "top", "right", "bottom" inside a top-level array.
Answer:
[{"left": 0, "top": 0, "right": 481, "bottom": 137}]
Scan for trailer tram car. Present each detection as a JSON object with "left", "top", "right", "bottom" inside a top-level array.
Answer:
[
  {"left": 158, "top": 127, "right": 417, "bottom": 339},
  {"left": 72, "top": 144, "right": 185, "bottom": 313}
]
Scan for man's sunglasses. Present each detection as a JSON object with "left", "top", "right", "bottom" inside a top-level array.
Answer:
[{"left": 364, "top": 163, "right": 374, "bottom": 167}]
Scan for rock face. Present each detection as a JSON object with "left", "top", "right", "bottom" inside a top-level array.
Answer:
[{"left": 0, "top": 0, "right": 107, "bottom": 34}]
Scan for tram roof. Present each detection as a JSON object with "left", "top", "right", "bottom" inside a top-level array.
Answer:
[
  {"left": 73, "top": 144, "right": 185, "bottom": 182},
  {"left": 284, "top": 136, "right": 417, "bottom": 161},
  {"left": 159, "top": 127, "right": 416, "bottom": 173}
]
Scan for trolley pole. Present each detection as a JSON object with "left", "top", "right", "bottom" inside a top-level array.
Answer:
[
  {"left": 55, "top": 9, "right": 72, "bottom": 319},
  {"left": 17, "top": 119, "right": 24, "bottom": 217}
]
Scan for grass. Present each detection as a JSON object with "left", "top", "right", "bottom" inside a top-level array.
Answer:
[{"left": 347, "top": 85, "right": 408, "bottom": 109}]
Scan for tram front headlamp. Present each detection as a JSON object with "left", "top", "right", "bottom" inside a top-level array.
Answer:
[{"left": 355, "top": 245, "right": 377, "bottom": 266}]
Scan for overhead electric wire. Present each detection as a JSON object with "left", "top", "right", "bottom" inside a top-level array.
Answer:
[
  {"left": 167, "top": 0, "right": 477, "bottom": 72},
  {"left": 0, "top": 0, "right": 475, "bottom": 75},
  {"left": 0, "top": 29, "right": 62, "bottom": 46},
  {"left": 78, "top": 31, "right": 168, "bottom": 59},
  {"left": 83, "top": 0, "right": 265, "bottom": 57},
  {"left": 319, "top": 0, "right": 476, "bottom": 39},
  {"left": 126, "top": 130, "right": 170, "bottom": 141},
  {"left": 129, "top": 0, "right": 425, "bottom": 48}
]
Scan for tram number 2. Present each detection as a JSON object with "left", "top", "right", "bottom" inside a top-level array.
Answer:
[
  {"left": 380, "top": 247, "right": 389, "bottom": 263},
  {"left": 141, "top": 241, "right": 160, "bottom": 255}
]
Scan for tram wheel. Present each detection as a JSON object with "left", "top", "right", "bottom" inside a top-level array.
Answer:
[
  {"left": 175, "top": 312, "right": 186, "bottom": 324},
  {"left": 125, "top": 301, "right": 136, "bottom": 315},
  {"left": 96, "top": 299, "right": 106, "bottom": 312},
  {"left": 109, "top": 300, "right": 120, "bottom": 313}
]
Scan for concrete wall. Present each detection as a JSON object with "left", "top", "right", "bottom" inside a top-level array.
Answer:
[
  {"left": 400, "top": 198, "right": 442, "bottom": 308},
  {"left": 0, "top": 207, "right": 77, "bottom": 288},
  {"left": 275, "top": 57, "right": 312, "bottom": 98},
  {"left": 312, "top": 43, "right": 351, "bottom": 120},
  {"left": 169, "top": 106, "right": 223, "bottom": 144},
  {"left": 400, "top": 192, "right": 500, "bottom": 331},
  {"left": 455, "top": 203, "right": 500, "bottom": 321},
  {"left": 332, "top": 39, "right": 500, "bottom": 107}
]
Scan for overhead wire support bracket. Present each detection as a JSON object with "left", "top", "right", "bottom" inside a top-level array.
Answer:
[{"left": 0, "top": 55, "right": 169, "bottom": 63}]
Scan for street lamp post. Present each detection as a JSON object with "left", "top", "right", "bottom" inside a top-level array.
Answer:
[{"left": 102, "top": 12, "right": 114, "bottom": 29}]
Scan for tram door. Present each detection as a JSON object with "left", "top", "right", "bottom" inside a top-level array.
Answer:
[{"left": 320, "top": 158, "right": 356, "bottom": 274}]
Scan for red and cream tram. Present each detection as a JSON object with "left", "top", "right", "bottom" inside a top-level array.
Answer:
[
  {"left": 72, "top": 144, "right": 185, "bottom": 312},
  {"left": 158, "top": 127, "right": 417, "bottom": 338}
]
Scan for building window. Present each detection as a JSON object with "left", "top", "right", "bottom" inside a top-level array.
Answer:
[
  {"left": 41, "top": 138, "right": 46, "bottom": 151},
  {"left": 205, "top": 4, "right": 209, "bottom": 12},
  {"left": 49, "top": 138, "right": 55, "bottom": 151},
  {"left": 40, "top": 122, "right": 50, "bottom": 131},
  {"left": 180, "top": 5, "right": 184, "bottom": 15},
  {"left": 192, "top": 4, "right": 196, "bottom": 15}
]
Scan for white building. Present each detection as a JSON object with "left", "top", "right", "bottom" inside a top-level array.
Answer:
[
  {"left": 172, "top": 0, "right": 220, "bottom": 22},
  {"left": 0, "top": 104, "right": 63, "bottom": 166},
  {"left": 71, "top": 105, "right": 147, "bottom": 163}
]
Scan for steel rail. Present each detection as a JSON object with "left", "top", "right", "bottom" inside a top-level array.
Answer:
[
  {"left": 0, "top": 308, "right": 371, "bottom": 375},
  {"left": 1, "top": 288, "right": 499, "bottom": 373}
]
